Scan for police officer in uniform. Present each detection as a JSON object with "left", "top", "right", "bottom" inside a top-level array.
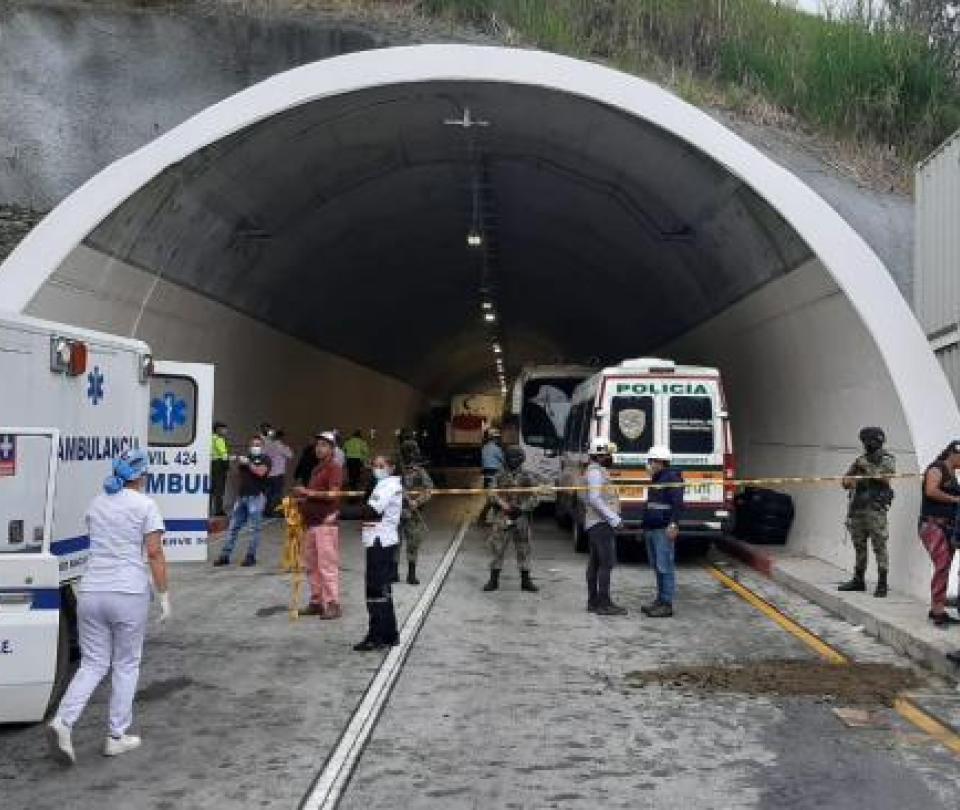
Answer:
[
  {"left": 399, "top": 439, "right": 433, "bottom": 585},
  {"left": 482, "top": 446, "right": 540, "bottom": 593},
  {"left": 838, "top": 426, "right": 896, "bottom": 597}
]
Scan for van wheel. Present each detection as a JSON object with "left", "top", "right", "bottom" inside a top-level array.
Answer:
[
  {"left": 573, "top": 522, "right": 588, "bottom": 554},
  {"left": 45, "top": 611, "right": 73, "bottom": 719}
]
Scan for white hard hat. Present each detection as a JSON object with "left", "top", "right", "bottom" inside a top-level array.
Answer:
[
  {"left": 647, "top": 445, "right": 672, "bottom": 462},
  {"left": 590, "top": 438, "right": 617, "bottom": 456},
  {"left": 317, "top": 431, "right": 337, "bottom": 446}
]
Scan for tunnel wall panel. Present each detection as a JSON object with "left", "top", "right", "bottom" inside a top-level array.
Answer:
[
  {"left": 25, "top": 244, "right": 427, "bottom": 457},
  {"left": 662, "top": 259, "right": 948, "bottom": 602}
]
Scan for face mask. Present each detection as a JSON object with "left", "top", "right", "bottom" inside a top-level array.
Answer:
[
  {"left": 373, "top": 467, "right": 390, "bottom": 481},
  {"left": 250, "top": 446, "right": 262, "bottom": 457}
]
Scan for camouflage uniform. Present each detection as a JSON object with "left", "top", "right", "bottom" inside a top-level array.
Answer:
[
  {"left": 400, "top": 463, "right": 434, "bottom": 564},
  {"left": 845, "top": 451, "right": 896, "bottom": 573},
  {"left": 487, "top": 469, "right": 540, "bottom": 572}
]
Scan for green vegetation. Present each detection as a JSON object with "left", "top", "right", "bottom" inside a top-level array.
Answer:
[{"left": 419, "top": 0, "right": 960, "bottom": 159}]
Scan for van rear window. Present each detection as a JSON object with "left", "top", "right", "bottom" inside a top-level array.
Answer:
[
  {"left": 610, "top": 397, "right": 654, "bottom": 453},
  {"left": 669, "top": 396, "right": 714, "bottom": 454}
]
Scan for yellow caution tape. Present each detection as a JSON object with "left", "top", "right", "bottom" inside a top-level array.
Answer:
[{"left": 286, "top": 472, "right": 922, "bottom": 500}]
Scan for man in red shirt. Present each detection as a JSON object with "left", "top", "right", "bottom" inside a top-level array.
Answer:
[{"left": 293, "top": 432, "right": 344, "bottom": 619}]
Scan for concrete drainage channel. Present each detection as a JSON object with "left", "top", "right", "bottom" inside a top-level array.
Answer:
[{"left": 299, "top": 516, "right": 473, "bottom": 810}]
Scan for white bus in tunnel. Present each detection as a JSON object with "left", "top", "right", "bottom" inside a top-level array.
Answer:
[
  {"left": 501, "top": 364, "right": 595, "bottom": 499},
  {"left": 556, "top": 358, "right": 735, "bottom": 553},
  {"left": 0, "top": 312, "right": 212, "bottom": 723}
]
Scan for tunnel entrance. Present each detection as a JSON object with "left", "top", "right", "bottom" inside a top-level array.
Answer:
[{"left": 0, "top": 45, "right": 955, "bottom": 599}]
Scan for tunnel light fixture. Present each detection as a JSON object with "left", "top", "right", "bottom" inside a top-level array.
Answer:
[
  {"left": 467, "top": 230, "right": 483, "bottom": 248},
  {"left": 482, "top": 301, "right": 493, "bottom": 310},
  {"left": 484, "top": 312, "right": 496, "bottom": 323},
  {"left": 492, "top": 343, "right": 502, "bottom": 353}
]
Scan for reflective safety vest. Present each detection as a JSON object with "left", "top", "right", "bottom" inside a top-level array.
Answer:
[{"left": 211, "top": 434, "right": 229, "bottom": 462}]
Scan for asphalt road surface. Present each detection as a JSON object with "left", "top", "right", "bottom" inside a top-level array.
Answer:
[{"left": 2, "top": 501, "right": 959, "bottom": 810}]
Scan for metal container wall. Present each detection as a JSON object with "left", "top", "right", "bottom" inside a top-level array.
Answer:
[{"left": 915, "top": 129, "right": 960, "bottom": 392}]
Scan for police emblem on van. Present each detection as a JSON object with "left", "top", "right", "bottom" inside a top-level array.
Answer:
[{"left": 618, "top": 409, "right": 646, "bottom": 440}]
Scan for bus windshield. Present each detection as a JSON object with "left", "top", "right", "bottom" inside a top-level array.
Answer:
[{"left": 521, "top": 378, "right": 581, "bottom": 449}]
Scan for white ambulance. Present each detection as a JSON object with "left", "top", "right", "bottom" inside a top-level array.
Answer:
[
  {"left": 501, "top": 364, "right": 595, "bottom": 499},
  {"left": 556, "top": 358, "right": 735, "bottom": 553},
  {"left": 0, "top": 312, "right": 212, "bottom": 723}
]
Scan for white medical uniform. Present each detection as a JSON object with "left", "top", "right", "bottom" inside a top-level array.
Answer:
[{"left": 56, "top": 488, "right": 164, "bottom": 738}]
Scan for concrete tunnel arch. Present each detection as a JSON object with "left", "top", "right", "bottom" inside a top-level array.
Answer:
[{"left": 0, "top": 44, "right": 957, "bottom": 598}]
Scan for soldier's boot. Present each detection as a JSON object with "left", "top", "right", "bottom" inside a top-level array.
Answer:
[
  {"left": 838, "top": 571, "right": 866, "bottom": 592},
  {"left": 407, "top": 562, "right": 419, "bottom": 586},
  {"left": 520, "top": 571, "right": 539, "bottom": 593},
  {"left": 483, "top": 569, "right": 501, "bottom": 592},
  {"left": 874, "top": 570, "right": 889, "bottom": 598}
]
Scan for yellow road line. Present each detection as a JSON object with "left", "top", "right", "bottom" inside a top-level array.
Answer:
[
  {"left": 893, "top": 698, "right": 960, "bottom": 755},
  {"left": 708, "top": 565, "right": 847, "bottom": 665},
  {"left": 708, "top": 564, "right": 960, "bottom": 757}
]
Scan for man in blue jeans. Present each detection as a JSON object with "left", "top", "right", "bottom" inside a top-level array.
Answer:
[
  {"left": 641, "top": 446, "right": 684, "bottom": 617},
  {"left": 214, "top": 434, "right": 272, "bottom": 567}
]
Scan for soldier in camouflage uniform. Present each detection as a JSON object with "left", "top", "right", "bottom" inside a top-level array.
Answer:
[
  {"left": 482, "top": 446, "right": 541, "bottom": 593},
  {"left": 839, "top": 426, "right": 896, "bottom": 597},
  {"left": 399, "top": 439, "right": 433, "bottom": 585}
]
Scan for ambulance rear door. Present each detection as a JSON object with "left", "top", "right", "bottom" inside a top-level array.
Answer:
[
  {"left": 0, "top": 428, "right": 61, "bottom": 723},
  {"left": 147, "top": 362, "right": 214, "bottom": 562}
]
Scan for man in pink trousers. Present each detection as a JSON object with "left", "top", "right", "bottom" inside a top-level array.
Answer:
[{"left": 294, "top": 432, "right": 344, "bottom": 619}]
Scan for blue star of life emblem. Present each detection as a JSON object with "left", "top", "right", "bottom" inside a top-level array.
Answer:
[
  {"left": 87, "top": 366, "right": 105, "bottom": 405},
  {"left": 150, "top": 391, "right": 188, "bottom": 433}
]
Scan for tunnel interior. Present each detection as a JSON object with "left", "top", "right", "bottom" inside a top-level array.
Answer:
[
  {"left": 85, "top": 81, "right": 813, "bottom": 398},
  {"left": 9, "top": 48, "right": 955, "bottom": 600}
]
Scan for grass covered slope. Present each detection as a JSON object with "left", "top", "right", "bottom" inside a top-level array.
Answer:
[{"left": 420, "top": 0, "right": 960, "bottom": 161}]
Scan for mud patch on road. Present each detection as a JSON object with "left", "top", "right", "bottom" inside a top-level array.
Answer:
[{"left": 626, "top": 660, "right": 920, "bottom": 706}]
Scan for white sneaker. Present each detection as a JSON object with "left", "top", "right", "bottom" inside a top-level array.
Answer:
[
  {"left": 103, "top": 734, "right": 141, "bottom": 757},
  {"left": 46, "top": 717, "right": 76, "bottom": 765}
]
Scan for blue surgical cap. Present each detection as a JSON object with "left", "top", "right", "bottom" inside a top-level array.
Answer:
[{"left": 103, "top": 448, "right": 150, "bottom": 494}]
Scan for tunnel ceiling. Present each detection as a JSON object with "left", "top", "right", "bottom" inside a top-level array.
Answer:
[{"left": 86, "top": 81, "right": 813, "bottom": 397}]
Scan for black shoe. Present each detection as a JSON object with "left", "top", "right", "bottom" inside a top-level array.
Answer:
[
  {"left": 595, "top": 602, "right": 628, "bottom": 616},
  {"left": 483, "top": 570, "right": 500, "bottom": 592},
  {"left": 213, "top": 555, "right": 230, "bottom": 567},
  {"left": 929, "top": 610, "right": 960, "bottom": 627},
  {"left": 874, "top": 571, "right": 888, "bottom": 598},
  {"left": 298, "top": 603, "right": 324, "bottom": 617},
  {"left": 640, "top": 600, "right": 661, "bottom": 616},
  {"left": 646, "top": 603, "right": 674, "bottom": 618},
  {"left": 353, "top": 639, "right": 384, "bottom": 652},
  {"left": 520, "top": 572, "right": 540, "bottom": 593},
  {"left": 586, "top": 601, "right": 599, "bottom": 613},
  {"left": 241, "top": 555, "right": 256, "bottom": 567},
  {"left": 838, "top": 575, "right": 866, "bottom": 592},
  {"left": 407, "top": 563, "right": 419, "bottom": 586}
]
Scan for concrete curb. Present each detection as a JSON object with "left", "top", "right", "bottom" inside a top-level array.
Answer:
[{"left": 717, "top": 536, "right": 960, "bottom": 684}]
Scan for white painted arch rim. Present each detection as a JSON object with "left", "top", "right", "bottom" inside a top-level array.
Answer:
[{"left": 0, "top": 44, "right": 956, "bottom": 460}]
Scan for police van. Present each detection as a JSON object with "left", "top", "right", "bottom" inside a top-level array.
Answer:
[
  {"left": 556, "top": 358, "right": 735, "bottom": 552},
  {"left": 0, "top": 312, "right": 212, "bottom": 723},
  {"left": 501, "top": 364, "right": 595, "bottom": 500}
]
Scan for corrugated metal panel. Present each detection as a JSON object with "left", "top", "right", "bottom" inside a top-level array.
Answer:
[
  {"left": 935, "top": 343, "right": 960, "bottom": 404},
  {"left": 915, "top": 128, "right": 960, "bottom": 334}
]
